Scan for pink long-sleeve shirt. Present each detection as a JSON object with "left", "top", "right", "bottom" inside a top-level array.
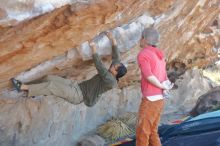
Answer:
[{"left": 137, "top": 46, "right": 168, "bottom": 97}]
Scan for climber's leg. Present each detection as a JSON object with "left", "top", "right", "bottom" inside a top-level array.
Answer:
[
  {"left": 41, "top": 75, "right": 72, "bottom": 85},
  {"left": 28, "top": 80, "right": 83, "bottom": 104}
]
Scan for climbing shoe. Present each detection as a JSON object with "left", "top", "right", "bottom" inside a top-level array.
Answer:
[{"left": 10, "top": 78, "right": 22, "bottom": 92}]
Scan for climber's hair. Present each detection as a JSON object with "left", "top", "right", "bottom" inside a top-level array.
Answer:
[
  {"left": 116, "top": 63, "right": 127, "bottom": 81},
  {"left": 110, "top": 63, "right": 127, "bottom": 81}
]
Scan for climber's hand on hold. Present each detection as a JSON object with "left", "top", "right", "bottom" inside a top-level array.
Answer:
[
  {"left": 89, "top": 41, "right": 97, "bottom": 54},
  {"left": 106, "top": 31, "right": 117, "bottom": 46}
]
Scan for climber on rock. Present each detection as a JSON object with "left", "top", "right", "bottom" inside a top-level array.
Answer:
[{"left": 10, "top": 32, "right": 127, "bottom": 107}]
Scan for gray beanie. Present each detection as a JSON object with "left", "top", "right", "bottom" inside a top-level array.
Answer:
[{"left": 142, "top": 27, "right": 160, "bottom": 46}]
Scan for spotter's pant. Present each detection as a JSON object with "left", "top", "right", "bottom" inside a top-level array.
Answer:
[
  {"left": 136, "top": 98, "right": 164, "bottom": 146},
  {"left": 28, "top": 75, "right": 83, "bottom": 104}
]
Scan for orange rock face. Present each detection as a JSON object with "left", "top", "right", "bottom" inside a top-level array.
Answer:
[
  {"left": 0, "top": 0, "right": 219, "bottom": 91},
  {"left": 157, "top": 0, "right": 220, "bottom": 69},
  {"left": 0, "top": 0, "right": 149, "bottom": 89}
]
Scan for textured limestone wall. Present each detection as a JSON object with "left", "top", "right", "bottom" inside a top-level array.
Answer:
[
  {"left": 0, "top": 0, "right": 177, "bottom": 90},
  {"left": 0, "top": 69, "right": 214, "bottom": 145},
  {"left": 14, "top": 14, "right": 154, "bottom": 84},
  {"left": 156, "top": 0, "right": 220, "bottom": 68},
  {"left": 0, "top": 85, "right": 141, "bottom": 146},
  {"left": 0, "top": 0, "right": 175, "bottom": 26},
  {"left": 0, "top": 0, "right": 219, "bottom": 90},
  {"left": 0, "top": 0, "right": 220, "bottom": 145}
]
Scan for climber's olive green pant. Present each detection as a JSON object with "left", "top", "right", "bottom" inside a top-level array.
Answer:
[{"left": 28, "top": 75, "right": 83, "bottom": 104}]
